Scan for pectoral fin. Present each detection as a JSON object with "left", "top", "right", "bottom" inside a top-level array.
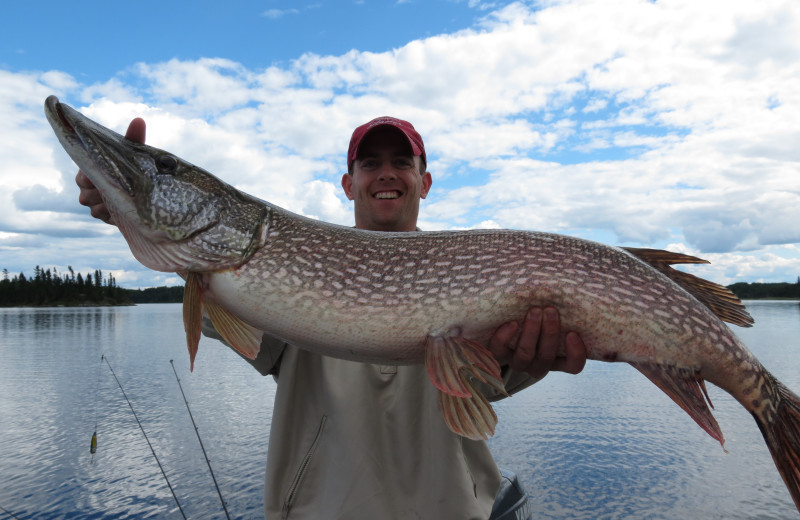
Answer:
[
  {"left": 631, "top": 361, "right": 725, "bottom": 447},
  {"left": 425, "top": 335, "right": 507, "bottom": 440},
  {"left": 439, "top": 378, "right": 497, "bottom": 441},
  {"left": 183, "top": 272, "right": 203, "bottom": 372},
  {"left": 182, "top": 272, "right": 262, "bottom": 370},
  {"left": 204, "top": 300, "right": 262, "bottom": 360}
]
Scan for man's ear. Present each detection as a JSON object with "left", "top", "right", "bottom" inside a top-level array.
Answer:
[
  {"left": 341, "top": 173, "right": 355, "bottom": 200},
  {"left": 420, "top": 171, "right": 432, "bottom": 199}
]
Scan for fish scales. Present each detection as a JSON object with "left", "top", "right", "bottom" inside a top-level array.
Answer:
[
  {"left": 209, "top": 206, "right": 732, "bottom": 375},
  {"left": 44, "top": 96, "right": 800, "bottom": 514}
]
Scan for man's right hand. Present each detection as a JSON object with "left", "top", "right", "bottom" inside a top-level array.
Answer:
[{"left": 75, "top": 117, "right": 147, "bottom": 225}]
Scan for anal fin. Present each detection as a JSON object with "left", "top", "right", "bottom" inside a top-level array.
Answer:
[
  {"left": 204, "top": 300, "right": 262, "bottom": 360},
  {"left": 631, "top": 361, "right": 725, "bottom": 447},
  {"left": 425, "top": 335, "right": 506, "bottom": 440}
]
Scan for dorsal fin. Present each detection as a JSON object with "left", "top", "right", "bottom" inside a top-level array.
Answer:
[{"left": 622, "top": 247, "right": 754, "bottom": 327}]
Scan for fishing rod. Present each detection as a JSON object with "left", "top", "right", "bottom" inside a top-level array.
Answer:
[
  {"left": 102, "top": 355, "right": 187, "bottom": 519},
  {"left": 170, "top": 359, "right": 232, "bottom": 520}
]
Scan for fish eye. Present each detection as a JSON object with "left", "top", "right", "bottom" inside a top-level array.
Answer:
[{"left": 157, "top": 155, "right": 178, "bottom": 171}]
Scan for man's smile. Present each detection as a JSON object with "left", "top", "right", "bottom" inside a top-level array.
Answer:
[{"left": 373, "top": 190, "right": 402, "bottom": 199}]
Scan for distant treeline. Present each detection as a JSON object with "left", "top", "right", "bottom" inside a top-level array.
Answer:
[
  {"left": 0, "top": 266, "right": 130, "bottom": 306},
  {"left": 727, "top": 280, "right": 800, "bottom": 300},
  {"left": 126, "top": 285, "right": 184, "bottom": 303},
  {"left": 0, "top": 267, "right": 183, "bottom": 307}
]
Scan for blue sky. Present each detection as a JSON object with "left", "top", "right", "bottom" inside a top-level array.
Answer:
[
  {"left": 1, "top": 0, "right": 799, "bottom": 288},
  {"left": 2, "top": 1, "right": 485, "bottom": 81}
]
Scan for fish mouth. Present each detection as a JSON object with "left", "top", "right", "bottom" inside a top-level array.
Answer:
[
  {"left": 45, "top": 96, "right": 76, "bottom": 136},
  {"left": 44, "top": 95, "right": 135, "bottom": 195}
]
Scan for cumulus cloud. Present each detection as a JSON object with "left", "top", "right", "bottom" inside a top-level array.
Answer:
[{"left": 1, "top": 0, "right": 799, "bottom": 287}]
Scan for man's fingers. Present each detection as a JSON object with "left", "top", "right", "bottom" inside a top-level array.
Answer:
[
  {"left": 561, "top": 331, "right": 588, "bottom": 374},
  {"left": 488, "top": 320, "right": 518, "bottom": 365},
  {"left": 75, "top": 171, "right": 114, "bottom": 224},
  {"left": 76, "top": 172, "right": 102, "bottom": 205},
  {"left": 511, "top": 307, "right": 542, "bottom": 372},
  {"left": 516, "top": 307, "right": 542, "bottom": 353},
  {"left": 125, "top": 118, "right": 146, "bottom": 144},
  {"left": 549, "top": 332, "right": 587, "bottom": 375},
  {"left": 75, "top": 170, "right": 93, "bottom": 189},
  {"left": 536, "top": 307, "right": 560, "bottom": 361},
  {"left": 77, "top": 188, "right": 103, "bottom": 209},
  {"left": 490, "top": 305, "right": 588, "bottom": 378},
  {"left": 89, "top": 204, "right": 113, "bottom": 223}
]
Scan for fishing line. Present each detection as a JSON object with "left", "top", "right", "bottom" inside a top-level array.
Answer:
[
  {"left": 170, "top": 359, "right": 232, "bottom": 520},
  {"left": 0, "top": 505, "right": 22, "bottom": 519},
  {"left": 90, "top": 354, "right": 102, "bottom": 463},
  {"left": 102, "top": 355, "right": 187, "bottom": 519}
]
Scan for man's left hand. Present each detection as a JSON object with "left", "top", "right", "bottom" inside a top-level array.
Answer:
[{"left": 488, "top": 306, "right": 587, "bottom": 381}]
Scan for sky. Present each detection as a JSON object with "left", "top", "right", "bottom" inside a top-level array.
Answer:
[{"left": 1, "top": 0, "right": 799, "bottom": 289}]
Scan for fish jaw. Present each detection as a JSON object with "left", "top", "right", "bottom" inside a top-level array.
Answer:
[
  {"left": 45, "top": 96, "right": 141, "bottom": 219},
  {"left": 45, "top": 96, "right": 268, "bottom": 273}
]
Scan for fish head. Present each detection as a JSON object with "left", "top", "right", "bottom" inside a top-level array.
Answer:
[{"left": 45, "top": 96, "right": 268, "bottom": 273}]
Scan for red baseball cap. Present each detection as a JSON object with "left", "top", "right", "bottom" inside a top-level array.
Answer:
[{"left": 347, "top": 116, "right": 426, "bottom": 169}]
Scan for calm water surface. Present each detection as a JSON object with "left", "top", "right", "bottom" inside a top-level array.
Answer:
[{"left": 1, "top": 301, "right": 798, "bottom": 519}]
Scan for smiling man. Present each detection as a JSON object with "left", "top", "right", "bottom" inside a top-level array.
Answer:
[
  {"left": 76, "top": 115, "right": 587, "bottom": 519},
  {"left": 342, "top": 117, "right": 432, "bottom": 232}
]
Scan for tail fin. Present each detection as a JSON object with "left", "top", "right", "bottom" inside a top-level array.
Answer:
[{"left": 753, "top": 377, "right": 800, "bottom": 514}]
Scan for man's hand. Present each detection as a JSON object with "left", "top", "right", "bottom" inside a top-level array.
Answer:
[
  {"left": 75, "top": 117, "right": 146, "bottom": 225},
  {"left": 489, "top": 306, "right": 587, "bottom": 381}
]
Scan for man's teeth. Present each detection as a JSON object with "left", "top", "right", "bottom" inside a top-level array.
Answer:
[{"left": 375, "top": 191, "right": 400, "bottom": 199}]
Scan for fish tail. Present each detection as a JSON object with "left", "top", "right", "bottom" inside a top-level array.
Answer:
[{"left": 753, "top": 376, "right": 800, "bottom": 513}]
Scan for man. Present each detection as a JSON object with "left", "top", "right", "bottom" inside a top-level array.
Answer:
[{"left": 76, "top": 116, "right": 587, "bottom": 519}]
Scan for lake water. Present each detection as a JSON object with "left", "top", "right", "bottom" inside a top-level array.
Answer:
[{"left": 0, "top": 301, "right": 798, "bottom": 519}]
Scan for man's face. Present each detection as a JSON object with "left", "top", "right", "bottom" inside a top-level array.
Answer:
[{"left": 342, "top": 127, "right": 432, "bottom": 232}]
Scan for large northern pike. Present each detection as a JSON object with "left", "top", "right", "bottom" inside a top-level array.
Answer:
[{"left": 45, "top": 96, "right": 800, "bottom": 513}]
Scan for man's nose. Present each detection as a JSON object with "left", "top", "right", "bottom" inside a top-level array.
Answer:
[{"left": 377, "top": 164, "right": 397, "bottom": 180}]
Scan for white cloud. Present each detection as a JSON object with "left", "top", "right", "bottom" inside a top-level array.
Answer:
[
  {"left": 135, "top": 58, "right": 257, "bottom": 115},
  {"left": 678, "top": 244, "right": 800, "bottom": 286},
  {"left": 2, "top": 0, "right": 799, "bottom": 287},
  {"left": 261, "top": 8, "right": 300, "bottom": 19},
  {"left": 582, "top": 98, "right": 608, "bottom": 113}
]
